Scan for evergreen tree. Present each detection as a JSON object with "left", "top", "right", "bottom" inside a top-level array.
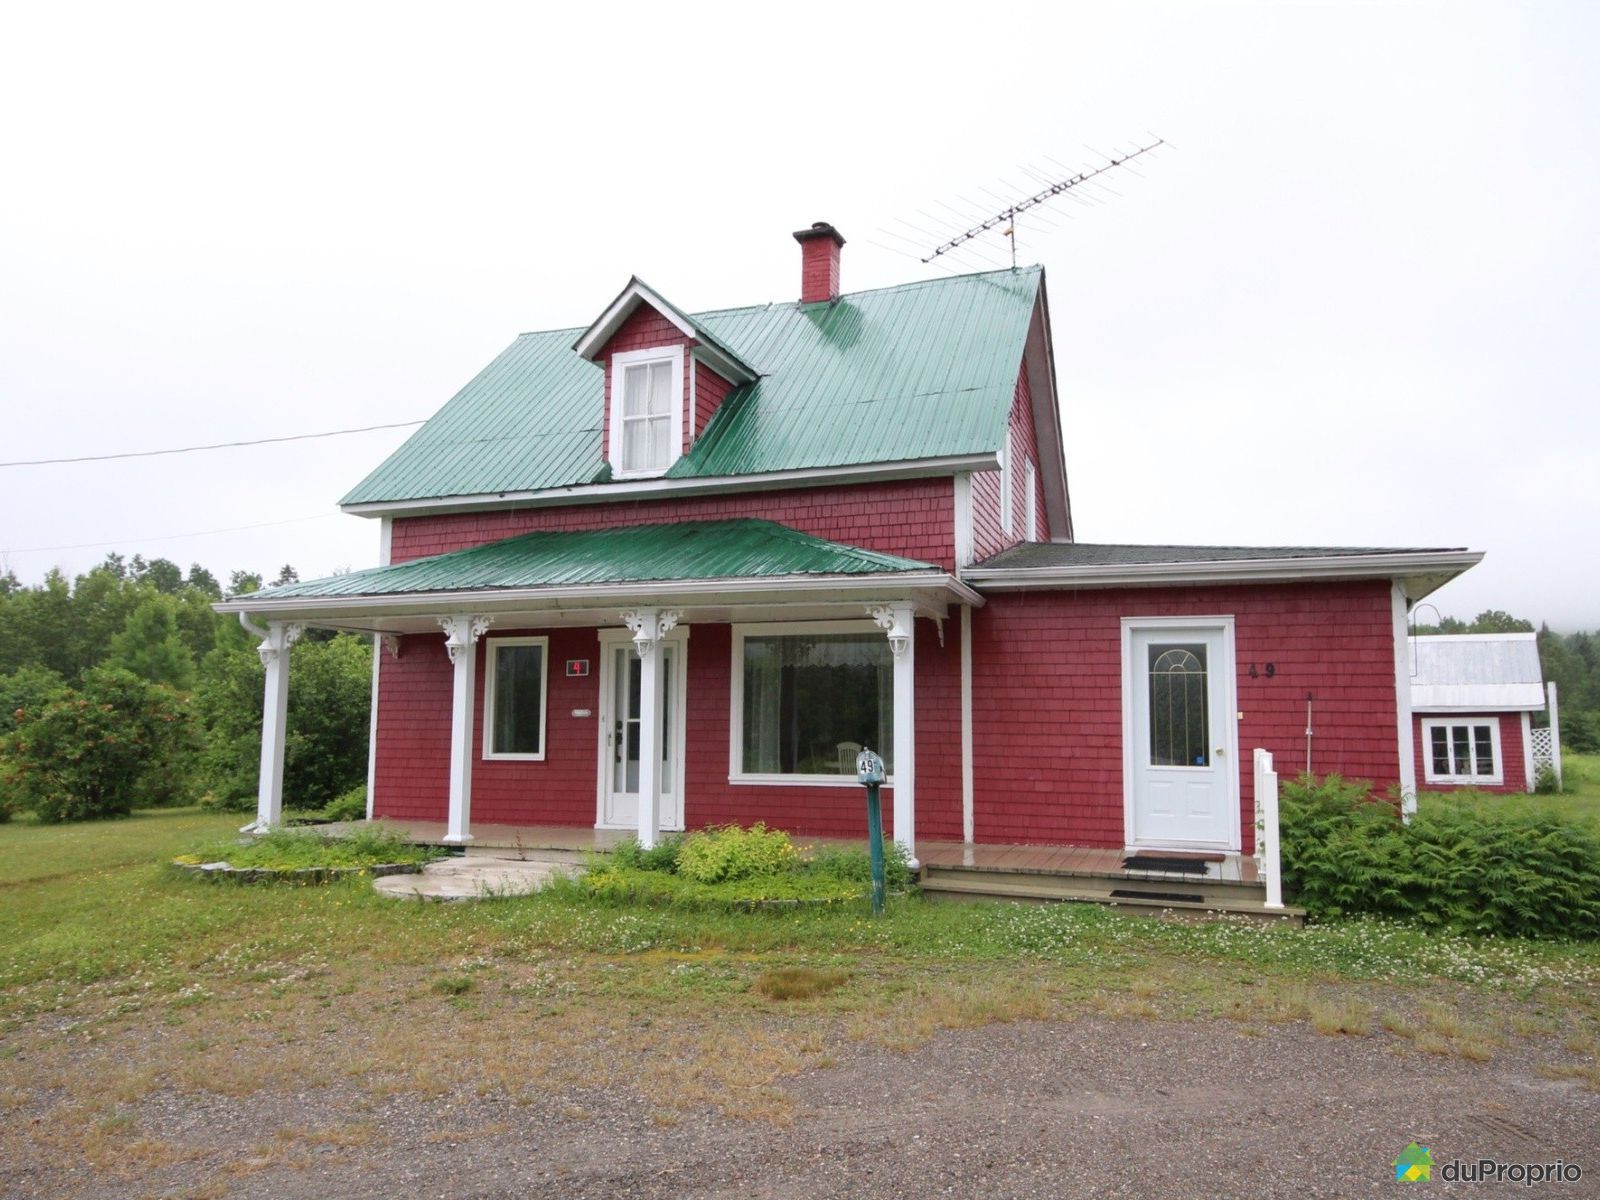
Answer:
[{"left": 108, "top": 595, "right": 196, "bottom": 690}]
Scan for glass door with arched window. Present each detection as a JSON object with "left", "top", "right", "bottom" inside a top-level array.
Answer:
[{"left": 1126, "top": 622, "right": 1237, "bottom": 849}]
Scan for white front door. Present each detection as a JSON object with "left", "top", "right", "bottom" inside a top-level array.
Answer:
[
  {"left": 1125, "top": 622, "right": 1238, "bottom": 850},
  {"left": 597, "top": 637, "right": 685, "bottom": 830}
]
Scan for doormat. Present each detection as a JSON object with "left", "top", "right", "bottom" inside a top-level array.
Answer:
[
  {"left": 1110, "top": 888, "right": 1205, "bottom": 904},
  {"left": 1122, "top": 855, "right": 1210, "bottom": 874}
]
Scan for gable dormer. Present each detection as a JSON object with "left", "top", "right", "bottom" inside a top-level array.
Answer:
[{"left": 573, "top": 277, "right": 755, "bottom": 479}]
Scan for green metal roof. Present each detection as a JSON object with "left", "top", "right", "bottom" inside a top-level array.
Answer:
[
  {"left": 341, "top": 266, "right": 1042, "bottom": 506},
  {"left": 247, "top": 520, "right": 936, "bottom": 600}
]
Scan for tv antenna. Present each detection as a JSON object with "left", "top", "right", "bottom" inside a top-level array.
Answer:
[{"left": 922, "top": 138, "right": 1166, "bottom": 267}]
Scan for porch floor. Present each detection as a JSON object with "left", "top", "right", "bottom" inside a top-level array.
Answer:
[{"left": 327, "top": 818, "right": 1259, "bottom": 884}]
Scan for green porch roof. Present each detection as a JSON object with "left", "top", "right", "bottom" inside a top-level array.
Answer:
[
  {"left": 340, "top": 266, "right": 1042, "bottom": 507},
  {"left": 246, "top": 520, "right": 936, "bottom": 600}
]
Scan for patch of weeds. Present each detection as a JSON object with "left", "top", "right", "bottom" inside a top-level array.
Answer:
[
  {"left": 754, "top": 967, "right": 849, "bottom": 1001},
  {"left": 1308, "top": 997, "right": 1371, "bottom": 1036},
  {"left": 430, "top": 976, "right": 474, "bottom": 997}
]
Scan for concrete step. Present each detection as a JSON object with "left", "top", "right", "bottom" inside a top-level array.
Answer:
[
  {"left": 919, "top": 873, "right": 1303, "bottom": 924},
  {"left": 921, "top": 865, "right": 1267, "bottom": 907}
]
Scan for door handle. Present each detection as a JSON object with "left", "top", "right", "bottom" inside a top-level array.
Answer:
[{"left": 1214, "top": 748, "right": 1226, "bottom": 757}]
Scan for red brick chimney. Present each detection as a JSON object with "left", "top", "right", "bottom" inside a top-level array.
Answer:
[{"left": 793, "top": 221, "right": 845, "bottom": 304}]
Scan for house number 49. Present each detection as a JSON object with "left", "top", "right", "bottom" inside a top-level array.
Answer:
[{"left": 1247, "top": 663, "right": 1276, "bottom": 679}]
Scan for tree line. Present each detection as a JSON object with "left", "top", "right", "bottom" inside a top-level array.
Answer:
[
  {"left": 1413, "top": 608, "right": 1600, "bottom": 753},
  {"left": 0, "top": 555, "right": 370, "bottom": 822}
]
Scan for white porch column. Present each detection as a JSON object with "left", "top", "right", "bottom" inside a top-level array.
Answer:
[
  {"left": 439, "top": 615, "right": 492, "bottom": 845},
  {"left": 1390, "top": 582, "right": 1418, "bottom": 819},
  {"left": 871, "top": 603, "right": 918, "bottom": 867},
  {"left": 622, "top": 609, "right": 680, "bottom": 850},
  {"left": 1548, "top": 681, "right": 1563, "bottom": 788},
  {"left": 246, "top": 621, "right": 303, "bottom": 834}
]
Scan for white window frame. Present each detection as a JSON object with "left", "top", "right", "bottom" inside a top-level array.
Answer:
[
  {"left": 728, "top": 620, "right": 893, "bottom": 787},
  {"left": 608, "top": 345, "right": 685, "bottom": 479},
  {"left": 1421, "top": 717, "right": 1504, "bottom": 786},
  {"left": 998, "top": 431, "right": 1015, "bottom": 535},
  {"left": 481, "top": 635, "right": 550, "bottom": 762},
  {"left": 1024, "top": 459, "right": 1038, "bottom": 541}
]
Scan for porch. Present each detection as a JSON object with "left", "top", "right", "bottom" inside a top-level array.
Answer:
[{"left": 331, "top": 818, "right": 1300, "bottom": 922}]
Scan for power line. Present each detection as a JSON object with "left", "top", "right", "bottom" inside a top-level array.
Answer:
[
  {"left": 1, "top": 513, "right": 343, "bottom": 556},
  {"left": 0, "top": 419, "right": 426, "bottom": 468}
]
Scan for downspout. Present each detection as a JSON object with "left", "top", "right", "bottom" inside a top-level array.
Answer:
[{"left": 238, "top": 611, "right": 269, "bottom": 640}]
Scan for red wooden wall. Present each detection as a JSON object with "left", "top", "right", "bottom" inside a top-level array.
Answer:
[
  {"left": 391, "top": 477, "right": 958, "bottom": 572},
  {"left": 968, "top": 579, "right": 1402, "bottom": 850}
]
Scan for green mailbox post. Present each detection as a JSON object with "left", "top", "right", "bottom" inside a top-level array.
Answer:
[{"left": 855, "top": 747, "right": 887, "bottom": 917}]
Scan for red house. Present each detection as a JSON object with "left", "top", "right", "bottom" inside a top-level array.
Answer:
[{"left": 219, "top": 224, "right": 1481, "bottom": 878}]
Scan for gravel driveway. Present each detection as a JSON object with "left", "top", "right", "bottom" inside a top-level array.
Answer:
[{"left": 5, "top": 1015, "right": 1596, "bottom": 1199}]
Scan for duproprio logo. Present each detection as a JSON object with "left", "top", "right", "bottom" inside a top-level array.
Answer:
[{"left": 1394, "top": 1143, "right": 1433, "bottom": 1182}]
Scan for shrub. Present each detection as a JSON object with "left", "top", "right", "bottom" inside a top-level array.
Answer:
[
  {"left": 610, "top": 832, "right": 684, "bottom": 873},
  {"left": 322, "top": 784, "right": 368, "bottom": 822},
  {"left": 675, "top": 823, "right": 797, "bottom": 883},
  {"left": 1, "top": 667, "right": 195, "bottom": 822},
  {"left": 1280, "top": 773, "right": 1600, "bottom": 938},
  {"left": 1532, "top": 763, "right": 1563, "bottom": 795},
  {"left": 805, "top": 840, "right": 915, "bottom": 890}
]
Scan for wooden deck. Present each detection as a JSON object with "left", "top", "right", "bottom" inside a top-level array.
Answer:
[{"left": 327, "top": 819, "right": 1299, "bottom": 922}]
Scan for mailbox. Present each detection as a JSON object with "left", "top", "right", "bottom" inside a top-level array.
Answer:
[
  {"left": 856, "top": 748, "right": 886, "bottom": 786},
  {"left": 856, "top": 747, "right": 887, "bottom": 916}
]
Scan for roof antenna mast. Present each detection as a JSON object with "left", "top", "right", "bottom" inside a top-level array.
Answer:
[{"left": 923, "top": 138, "right": 1165, "bottom": 267}]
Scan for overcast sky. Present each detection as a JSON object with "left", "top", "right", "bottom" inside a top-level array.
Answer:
[{"left": 2, "top": 1, "right": 1595, "bottom": 628}]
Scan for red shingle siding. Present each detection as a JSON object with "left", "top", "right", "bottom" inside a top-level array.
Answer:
[
  {"left": 969, "top": 580, "right": 1401, "bottom": 849},
  {"left": 1412, "top": 711, "right": 1529, "bottom": 794},
  {"left": 972, "top": 364, "right": 1045, "bottom": 561},
  {"left": 692, "top": 360, "right": 734, "bottom": 447},
  {"left": 372, "top": 617, "right": 964, "bottom": 841},
  {"left": 371, "top": 578, "right": 1402, "bottom": 849},
  {"left": 391, "top": 477, "right": 958, "bottom": 571},
  {"left": 597, "top": 305, "right": 695, "bottom": 462}
]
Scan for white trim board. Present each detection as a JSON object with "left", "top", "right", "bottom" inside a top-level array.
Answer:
[{"left": 1119, "top": 616, "right": 1242, "bottom": 852}]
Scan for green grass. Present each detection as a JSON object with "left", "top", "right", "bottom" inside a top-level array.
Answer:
[
  {"left": 570, "top": 863, "right": 877, "bottom": 907},
  {"left": 1418, "top": 751, "right": 1600, "bottom": 830},
  {"left": 174, "top": 825, "right": 441, "bottom": 871},
  {"left": 3, "top": 808, "right": 1598, "bottom": 1028}
]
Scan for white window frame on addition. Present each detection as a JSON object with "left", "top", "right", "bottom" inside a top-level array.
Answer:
[
  {"left": 1421, "top": 717, "right": 1503, "bottom": 786},
  {"left": 608, "top": 346, "right": 685, "bottom": 479},
  {"left": 481, "top": 635, "right": 550, "bottom": 762},
  {"left": 998, "top": 431, "right": 1015, "bottom": 536}
]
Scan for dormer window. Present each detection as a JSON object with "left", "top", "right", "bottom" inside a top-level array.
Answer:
[{"left": 610, "top": 346, "right": 684, "bottom": 477}]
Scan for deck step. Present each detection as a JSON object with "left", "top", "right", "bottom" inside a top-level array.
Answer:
[
  {"left": 920, "top": 865, "right": 1268, "bottom": 907},
  {"left": 919, "top": 873, "right": 1303, "bottom": 924}
]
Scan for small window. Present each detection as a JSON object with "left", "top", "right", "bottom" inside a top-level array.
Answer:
[
  {"left": 1421, "top": 718, "right": 1501, "bottom": 785},
  {"left": 483, "top": 637, "right": 548, "bottom": 760},
  {"left": 609, "top": 347, "right": 684, "bottom": 477},
  {"left": 734, "top": 627, "right": 893, "bottom": 781},
  {"left": 1148, "top": 644, "right": 1209, "bottom": 767}
]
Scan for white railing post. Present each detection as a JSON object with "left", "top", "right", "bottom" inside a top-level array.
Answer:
[
  {"left": 1548, "top": 682, "right": 1563, "bottom": 789},
  {"left": 1253, "top": 748, "right": 1284, "bottom": 910}
]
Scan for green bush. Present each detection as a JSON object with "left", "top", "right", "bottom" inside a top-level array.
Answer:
[
  {"left": 1280, "top": 773, "right": 1600, "bottom": 938},
  {"left": 805, "top": 840, "right": 915, "bottom": 890},
  {"left": 575, "top": 863, "right": 870, "bottom": 908},
  {"left": 609, "top": 832, "right": 684, "bottom": 873},
  {"left": 322, "top": 784, "right": 368, "bottom": 822},
  {"left": 0, "top": 667, "right": 195, "bottom": 822},
  {"left": 676, "top": 823, "right": 797, "bottom": 883}
]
